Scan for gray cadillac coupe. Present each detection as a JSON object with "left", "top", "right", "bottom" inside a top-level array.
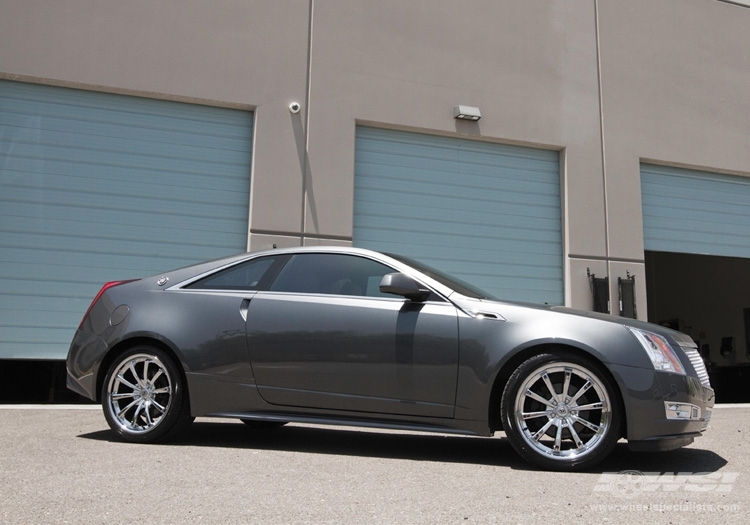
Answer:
[{"left": 66, "top": 246, "right": 714, "bottom": 471}]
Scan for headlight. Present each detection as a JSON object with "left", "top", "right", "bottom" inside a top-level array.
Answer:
[{"left": 627, "top": 327, "right": 686, "bottom": 374}]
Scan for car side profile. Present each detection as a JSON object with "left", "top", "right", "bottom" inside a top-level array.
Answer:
[{"left": 66, "top": 246, "right": 714, "bottom": 471}]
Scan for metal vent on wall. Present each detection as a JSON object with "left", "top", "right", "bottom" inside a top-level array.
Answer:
[
  {"left": 619, "top": 273, "right": 637, "bottom": 319},
  {"left": 588, "top": 269, "right": 609, "bottom": 314}
]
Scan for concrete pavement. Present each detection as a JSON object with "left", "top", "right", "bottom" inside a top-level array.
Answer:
[{"left": 1, "top": 404, "right": 748, "bottom": 524}]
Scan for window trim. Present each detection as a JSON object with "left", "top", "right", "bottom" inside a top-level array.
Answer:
[{"left": 173, "top": 250, "right": 449, "bottom": 303}]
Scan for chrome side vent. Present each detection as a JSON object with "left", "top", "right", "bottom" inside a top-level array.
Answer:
[
  {"left": 683, "top": 347, "right": 710, "bottom": 387},
  {"left": 474, "top": 311, "right": 504, "bottom": 321}
]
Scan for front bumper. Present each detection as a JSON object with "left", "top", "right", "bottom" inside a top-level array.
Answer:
[
  {"left": 609, "top": 363, "right": 714, "bottom": 449},
  {"left": 628, "top": 433, "right": 701, "bottom": 452}
]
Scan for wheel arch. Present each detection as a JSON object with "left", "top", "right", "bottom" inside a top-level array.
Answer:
[
  {"left": 95, "top": 336, "right": 189, "bottom": 405},
  {"left": 487, "top": 343, "right": 627, "bottom": 438}
]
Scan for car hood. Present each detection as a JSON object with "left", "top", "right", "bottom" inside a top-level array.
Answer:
[{"left": 450, "top": 295, "right": 695, "bottom": 347}]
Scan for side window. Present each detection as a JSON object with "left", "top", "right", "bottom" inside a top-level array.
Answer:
[
  {"left": 187, "top": 256, "right": 286, "bottom": 291},
  {"left": 269, "top": 253, "right": 396, "bottom": 298}
]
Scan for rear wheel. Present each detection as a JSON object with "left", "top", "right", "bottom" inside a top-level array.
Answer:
[
  {"left": 102, "top": 346, "right": 193, "bottom": 443},
  {"left": 500, "top": 351, "right": 622, "bottom": 471}
]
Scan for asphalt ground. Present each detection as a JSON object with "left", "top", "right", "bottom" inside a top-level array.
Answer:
[{"left": 1, "top": 405, "right": 748, "bottom": 524}]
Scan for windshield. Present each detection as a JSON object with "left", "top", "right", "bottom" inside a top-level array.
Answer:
[{"left": 387, "top": 253, "right": 497, "bottom": 300}]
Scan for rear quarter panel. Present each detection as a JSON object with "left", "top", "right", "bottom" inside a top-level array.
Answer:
[{"left": 86, "top": 282, "right": 258, "bottom": 413}]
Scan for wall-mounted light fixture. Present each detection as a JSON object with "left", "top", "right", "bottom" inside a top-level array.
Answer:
[{"left": 454, "top": 105, "right": 481, "bottom": 121}]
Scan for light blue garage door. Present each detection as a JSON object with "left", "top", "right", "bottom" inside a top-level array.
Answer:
[
  {"left": 641, "top": 164, "right": 750, "bottom": 259},
  {"left": 353, "top": 127, "right": 562, "bottom": 304},
  {"left": 0, "top": 80, "right": 253, "bottom": 359}
]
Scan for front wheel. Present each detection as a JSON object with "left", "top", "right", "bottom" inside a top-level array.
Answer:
[
  {"left": 102, "top": 346, "right": 193, "bottom": 443},
  {"left": 500, "top": 352, "right": 622, "bottom": 471}
]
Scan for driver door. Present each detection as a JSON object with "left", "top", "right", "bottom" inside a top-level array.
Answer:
[{"left": 245, "top": 253, "right": 459, "bottom": 418}]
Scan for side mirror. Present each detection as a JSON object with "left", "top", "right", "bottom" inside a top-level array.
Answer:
[{"left": 379, "top": 273, "right": 431, "bottom": 302}]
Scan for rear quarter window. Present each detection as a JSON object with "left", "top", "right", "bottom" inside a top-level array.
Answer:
[{"left": 186, "top": 255, "right": 288, "bottom": 291}]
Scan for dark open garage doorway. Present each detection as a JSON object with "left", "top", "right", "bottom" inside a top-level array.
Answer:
[{"left": 645, "top": 251, "right": 750, "bottom": 402}]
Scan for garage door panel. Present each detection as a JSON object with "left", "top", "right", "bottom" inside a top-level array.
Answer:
[
  {"left": 4, "top": 290, "right": 100, "bottom": 315},
  {"left": 357, "top": 154, "right": 559, "bottom": 194},
  {"left": 0, "top": 246, "right": 189, "bottom": 276},
  {"left": 643, "top": 194, "right": 749, "bottom": 222},
  {"left": 2, "top": 177, "right": 248, "bottom": 218},
  {"left": 355, "top": 211, "right": 562, "bottom": 248},
  {"left": 1, "top": 307, "right": 79, "bottom": 330},
  {"left": 456, "top": 170, "right": 561, "bottom": 196},
  {"left": 3, "top": 209, "right": 235, "bottom": 247},
  {"left": 641, "top": 164, "right": 750, "bottom": 259},
  {"left": 1, "top": 112, "right": 250, "bottom": 153},
  {"left": 356, "top": 177, "right": 561, "bottom": 213},
  {"left": 355, "top": 177, "right": 561, "bottom": 213},
  {"left": 2, "top": 189, "right": 247, "bottom": 235},
  {"left": 644, "top": 231, "right": 747, "bottom": 258},
  {"left": 356, "top": 227, "right": 562, "bottom": 261},
  {"left": 0, "top": 321, "right": 80, "bottom": 358},
  {"left": 1, "top": 120, "right": 249, "bottom": 162},
  {"left": 2, "top": 141, "right": 247, "bottom": 179},
  {"left": 356, "top": 150, "right": 460, "bottom": 172},
  {"left": 0, "top": 80, "right": 253, "bottom": 359},
  {"left": 447, "top": 259, "right": 565, "bottom": 282},
  {"left": 358, "top": 126, "right": 557, "bottom": 166},
  {"left": 359, "top": 198, "right": 559, "bottom": 226},
  {"left": 354, "top": 126, "right": 562, "bottom": 304},
  {"left": 1, "top": 136, "right": 248, "bottom": 175},
  {"left": 644, "top": 214, "right": 749, "bottom": 238},
  {"left": 357, "top": 131, "right": 459, "bottom": 159},
  {"left": 643, "top": 179, "right": 741, "bottom": 201},
  {"left": 644, "top": 168, "right": 749, "bottom": 194},
  {"left": 12, "top": 209, "right": 243, "bottom": 240},
  {"left": 466, "top": 150, "right": 556, "bottom": 172},
  {"left": 2, "top": 262, "right": 132, "bottom": 288},
  {"left": 2, "top": 230, "right": 237, "bottom": 263},
  {"left": 1, "top": 278, "right": 100, "bottom": 301},
  {"left": 2, "top": 83, "right": 250, "bottom": 137},
  {"left": 0, "top": 170, "right": 247, "bottom": 211}
]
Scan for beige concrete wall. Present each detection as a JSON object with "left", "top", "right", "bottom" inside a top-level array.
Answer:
[{"left": 2, "top": 0, "right": 750, "bottom": 317}]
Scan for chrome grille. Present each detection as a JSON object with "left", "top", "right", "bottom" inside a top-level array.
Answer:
[{"left": 683, "top": 347, "right": 711, "bottom": 387}]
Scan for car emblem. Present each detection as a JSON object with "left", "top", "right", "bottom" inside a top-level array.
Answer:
[{"left": 157, "top": 276, "right": 169, "bottom": 286}]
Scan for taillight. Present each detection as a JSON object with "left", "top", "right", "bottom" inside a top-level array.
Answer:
[{"left": 79, "top": 280, "right": 139, "bottom": 329}]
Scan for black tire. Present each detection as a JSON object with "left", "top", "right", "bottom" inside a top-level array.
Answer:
[
  {"left": 500, "top": 351, "right": 622, "bottom": 471},
  {"left": 101, "top": 346, "right": 193, "bottom": 443}
]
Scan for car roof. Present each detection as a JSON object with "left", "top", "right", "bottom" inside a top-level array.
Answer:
[{"left": 247, "top": 245, "right": 381, "bottom": 257}]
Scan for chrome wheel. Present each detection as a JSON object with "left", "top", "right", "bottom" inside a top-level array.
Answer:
[
  {"left": 102, "top": 347, "right": 193, "bottom": 443},
  {"left": 501, "top": 352, "right": 621, "bottom": 470},
  {"left": 514, "top": 362, "right": 611, "bottom": 458},
  {"left": 106, "top": 353, "right": 173, "bottom": 434}
]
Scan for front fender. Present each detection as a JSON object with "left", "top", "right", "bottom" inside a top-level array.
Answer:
[{"left": 453, "top": 305, "right": 650, "bottom": 424}]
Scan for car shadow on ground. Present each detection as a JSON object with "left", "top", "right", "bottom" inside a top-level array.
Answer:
[{"left": 79, "top": 419, "right": 727, "bottom": 474}]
